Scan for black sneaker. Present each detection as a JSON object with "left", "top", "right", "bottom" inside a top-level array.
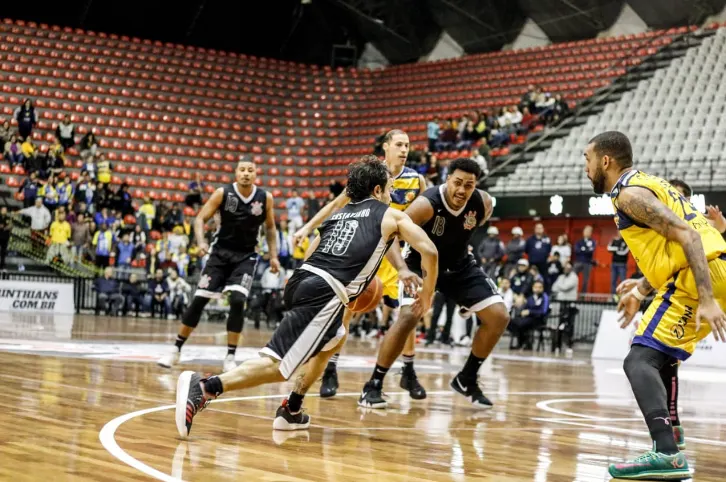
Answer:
[
  {"left": 450, "top": 374, "right": 493, "bottom": 410},
  {"left": 320, "top": 366, "right": 338, "bottom": 398},
  {"left": 175, "top": 371, "right": 212, "bottom": 438},
  {"left": 400, "top": 368, "right": 427, "bottom": 400},
  {"left": 358, "top": 379, "right": 387, "bottom": 409},
  {"left": 272, "top": 399, "right": 311, "bottom": 431}
]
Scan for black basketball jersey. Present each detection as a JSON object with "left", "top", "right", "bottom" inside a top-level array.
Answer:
[
  {"left": 211, "top": 184, "right": 268, "bottom": 253},
  {"left": 405, "top": 185, "right": 486, "bottom": 272},
  {"left": 305, "top": 198, "right": 393, "bottom": 299}
]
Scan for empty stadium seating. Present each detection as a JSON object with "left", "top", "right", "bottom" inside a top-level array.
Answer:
[
  {"left": 0, "top": 17, "right": 696, "bottom": 203},
  {"left": 489, "top": 25, "right": 726, "bottom": 197}
]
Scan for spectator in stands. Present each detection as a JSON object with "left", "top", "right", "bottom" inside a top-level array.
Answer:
[
  {"left": 71, "top": 212, "right": 91, "bottom": 263},
  {"left": 519, "top": 107, "right": 537, "bottom": 133},
  {"left": 478, "top": 226, "right": 505, "bottom": 278},
  {"left": 115, "top": 233, "right": 135, "bottom": 269},
  {"left": 20, "top": 135, "right": 37, "bottom": 167},
  {"left": 122, "top": 273, "right": 145, "bottom": 317},
  {"left": 167, "top": 268, "right": 191, "bottom": 319},
  {"left": 168, "top": 225, "right": 188, "bottom": 255},
  {"left": 508, "top": 279, "right": 549, "bottom": 350},
  {"left": 508, "top": 106, "right": 523, "bottom": 127},
  {"left": 510, "top": 258, "right": 534, "bottom": 296},
  {"left": 552, "top": 262, "right": 578, "bottom": 301},
  {"left": 504, "top": 226, "right": 526, "bottom": 277},
  {"left": 55, "top": 115, "right": 75, "bottom": 150},
  {"left": 427, "top": 117, "right": 440, "bottom": 152},
  {"left": 81, "top": 155, "right": 96, "bottom": 182},
  {"left": 18, "top": 172, "right": 40, "bottom": 208},
  {"left": 437, "top": 120, "right": 458, "bottom": 151},
  {"left": 56, "top": 175, "right": 73, "bottom": 212},
  {"left": 172, "top": 246, "right": 191, "bottom": 277},
  {"left": 473, "top": 111, "right": 490, "bottom": 141},
  {"left": 14, "top": 99, "right": 38, "bottom": 140},
  {"left": 0, "top": 206, "right": 11, "bottom": 270},
  {"left": 4, "top": 134, "right": 23, "bottom": 167},
  {"left": 185, "top": 172, "right": 204, "bottom": 207},
  {"left": 74, "top": 172, "right": 93, "bottom": 209},
  {"left": 525, "top": 223, "right": 551, "bottom": 282},
  {"left": 131, "top": 223, "right": 146, "bottom": 251},
  {"left": 488, "top": 120, "right": 509, "bottom": 148},
  {"left": 285, "top": 190, "right": 305, "bottom": 234},
  {"left": 45, "top": 209, "right": 72, "bottom": 265},
  {"left": 0, "top": 120, "right": 11, "bottom": 145},
  {"left": 79, "top": 130, "right": 99, "bottom": 162},
  {"left": 94, "top": 207, "right": 114, "bottom": 228},
  {"left": 94, "top": 267, "right": 124, "bottom": 316},
  {"left": 138, "top": 196, "right": 156, "bottom": 232},
  {"left": 291, "top": 231, "right": 310, "bottom": 269},
  {"left": 96, "top": 153, "right": 112, "bottom": 185},
  {"left": 550, "top": 94, "right": 570, "bottom": 125},
  {"left": 306, "top": 190, "right": 320, "bottom": 220},
  {"left": 551, "top": 234, "right": 571, "bottom": 265},
  {"left": 520, "top": 85, "right": 537, "bottom": 113},
  {"left": 498, "top": 277, "right": 514, "bottom": 314},
  {"left": 93, "top": 222, "right": 114, "bottom": 268},
  {"left": 145, "top": 245, "right": 161, "bottom": 276},
  {"left": 146, "top": 268, "right": 170, "bottom": 318},
  {"left": 167, "top": 203, "right": 183, "bottom": 228},
  {"left": 608, "top": 232, "right": 630, "bottom": 295},
  {"left": 476, "top": 137, "right": 492, "bottom": 169},
  {"left": 18, "top": 196, "right": 51, "bottom": 235},
  {"left": 573, "top": 225, "right": 596, "bottom": 293},
  {"left": 457, "top": 123, "right": 477, "bottom": 151},
  {"left": 546, "top": 251, "right": 563, "bottom": 288},
  {"left": 536, "top": 91, "right": 556, "bottom": 119}
]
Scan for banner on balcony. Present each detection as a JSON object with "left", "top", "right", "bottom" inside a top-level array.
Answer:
[{"left": 0, "top": 281, "right": 75, "bottom": 314}]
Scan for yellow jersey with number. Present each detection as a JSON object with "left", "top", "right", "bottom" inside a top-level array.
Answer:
[
  {"left": 389, "top": 167, "right": 421, "bottom": 211},
  {"left": 610, "top": 170, "right": 726, "bottom": 290}
]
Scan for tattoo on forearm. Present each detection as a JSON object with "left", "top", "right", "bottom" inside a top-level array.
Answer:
[{"left": 638, "top": 277, "right": 653, "bottom": 294}]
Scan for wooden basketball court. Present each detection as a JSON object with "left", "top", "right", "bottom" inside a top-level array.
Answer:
[{"left": 1, "top": 313, "right": 725, "bottom": 481}]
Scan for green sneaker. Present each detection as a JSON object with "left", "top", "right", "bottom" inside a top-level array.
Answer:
[
  {"left": 673, "top": 425, "right": 686, "bottom": 451},
  {"left": 608, "top": 451, "right": 690, "bottom": 480}
]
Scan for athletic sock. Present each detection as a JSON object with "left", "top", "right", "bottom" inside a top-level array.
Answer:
[
  {"left": 227, "top": 344, "right": 237, "bottom": 357},
  {"left": 287, "top": 391, "right": 305, "bottom": 413},
  {"left": 660, "top": 360, "right": 681, "bottom": 426},
  {"left": 174, "top": 335, "right": 187, "bottom": 352},
  {"left": 371, "top": 364, "right": 389, "bottom": 383},
  {"left": 645, "top": 409, "right": 679, "bottom": 454},
  {"left": 460, "top": 352, "right": 486, "bottom": 381},
  {"left": 203, "top": 376, "right": 224, "bottom": 397},
  {"left": 402, "top": 354, "right": 415, "bottom": 373},
  {"left": 327, "top": 353, "right": 340, "bottom": 369}
]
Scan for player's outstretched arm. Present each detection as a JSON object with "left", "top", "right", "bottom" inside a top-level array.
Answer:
[
  {"left": 478, "top": 189, "right": 494, "bottom": 225},
  {"left": 264, "top": 192, "right": 280, "bottom": 273},
  {"left": 617, "top": 186, "right": 726, "bottom": 339},
  {"left": 194, "top": 187, "right": 224, "bottom": 256},
  {"left": 293, "top": 191, "right": 350, "bottom": 247}
]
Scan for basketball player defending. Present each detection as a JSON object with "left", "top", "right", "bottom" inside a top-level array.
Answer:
[
  {"left": 158, "top": 160, "right": 280, "bottom": 372},
  {"left": 359, "top": 158, "right": 511, "bottom": 409},
  {"left": 175, "top": 157, "right": 438, "bottom": 436},
  {"left": 294, "top": 129, "right": 429, "bottom": 400},
  {"left": 583, "top": 131, "right": 726, "bottom": 479}
]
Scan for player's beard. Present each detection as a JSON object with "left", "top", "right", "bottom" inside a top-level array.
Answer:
[{"left": 590, "top": 165, "right": 606, "bottom": 195}]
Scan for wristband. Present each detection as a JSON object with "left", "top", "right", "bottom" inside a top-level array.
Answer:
[{"left": 630, "top": 286, "right": 646, "bottom": 301}]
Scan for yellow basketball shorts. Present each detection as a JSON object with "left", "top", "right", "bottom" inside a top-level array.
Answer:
[
  {"left": 376, "top": 256, "right": 399, "bottom": 308},
  {"left": 633, "top": 253, "right": 726, "bottom": 360}
]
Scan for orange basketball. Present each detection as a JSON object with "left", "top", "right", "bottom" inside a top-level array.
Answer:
[{"left": 348, "top": 276, "right": 383, "bottom": 313}]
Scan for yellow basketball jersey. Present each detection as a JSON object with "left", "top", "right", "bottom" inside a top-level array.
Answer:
[
  {"left": 611, "top": 170, "right": 726, "bottom": 289},
  {"left": 389, "top": 166, "right": 421, "bottom": 211}
]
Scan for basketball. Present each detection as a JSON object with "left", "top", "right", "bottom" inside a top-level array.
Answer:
[{"left": 348, "top": 276, "right": 383, "bottom": 313}]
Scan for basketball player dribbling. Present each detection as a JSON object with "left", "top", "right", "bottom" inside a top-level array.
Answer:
[
  {"left": 293, "top": 129, "right": 429, "bottom": 400},
  {"left": 175, "top": 156, "right": 438, "bottom": 437},
  {"left": 157, "top": 159, "right": 280, "bottom": 372},
  {"left": 583, "top": 131, "right": 726, "bottom": 479},
  {"left": 358, "top": 158, "right": 511, "bottom": 409}
]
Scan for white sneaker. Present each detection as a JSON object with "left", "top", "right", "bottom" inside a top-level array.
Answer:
[
  {"left": 223, "top": 354, "right": 237, "bottom": 372},
  {"left": 458, "top": 336, "right": 472, "bottom": 347},
  {"left": 158, "top": 348, "right": 180, "bottom": 368},
  {"left": 565, "top": 348, "right": 574, "bottom": 358}
]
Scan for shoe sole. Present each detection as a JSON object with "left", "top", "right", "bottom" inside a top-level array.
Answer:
[
  {"left": 607, "top": 469, "right": 691, "bottom": 480},
  {"left": 175, "top": 371, "right": 194, "bottom": 438},
  {"left": 677, "top": 443, "right": 686, "bottom": 451},
  {"left": 272, "top": 415, "right": 311, "bottom": 431},
  {"left": 357, "top": 399, "right": 387, "bottom": 409},
  {"left": 158, "top": 361, "right": 173, "bottom": 368},
  {"left": 320, "top": 390, "right": 337, "bottom": 399}
]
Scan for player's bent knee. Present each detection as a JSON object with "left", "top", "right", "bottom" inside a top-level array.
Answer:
[
  {"left": 397, "top": 307, "right": 419, "bottom": 331},
  {"left": 181, "top": 296, "right": 211, "bottom": 328},
  {"left": 226, "top": 291, "right": 247, "bottom": 333}
]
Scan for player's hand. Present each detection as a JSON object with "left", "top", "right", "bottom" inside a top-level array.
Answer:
[
  {"left": 292, "top": 226, "right": 311, "bottom": 247},
  {"left": 269, "top": 257, "right": 281, "bottom": 274},
  {"left": 705, "top": 205, "right": 726, "bottom": 233},
  {"left": 696, "top": 298, "right": 726, "bottom": 342},
  {"left": 616, "top": 278, "right": 639, "bottom": 296},
  {"left": 410, "top": 289, "right": 434, "bottom": 320},
  {"left": 398, "top": 268, "right": 422, "bottom": 297},
  {"left": 617, "top": 293, "right": 641, "bottom": 329},
  {"left": 197, "top": 242, "right": 210, "bottom": 257}
]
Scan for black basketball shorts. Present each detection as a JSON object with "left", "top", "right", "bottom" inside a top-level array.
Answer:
[
  {"left": 399, "top": 258, "right": 503, "bottom": 316},
  {"left": 260, "top": 270, "right": 346, "bottom": 379},
  {"left": 194, "top": 247, "right": 258, "bottom": 299}
]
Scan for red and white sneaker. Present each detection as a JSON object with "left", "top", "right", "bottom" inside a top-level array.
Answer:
[{"left": 175, "top": 371, "right": 211, "bottom": 438}]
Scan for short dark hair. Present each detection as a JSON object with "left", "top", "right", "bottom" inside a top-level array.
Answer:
[
  {"left": 588, "top": 131, "right": 633, "bottom": 168},
  {"left": 383, "top": 129, "right": 407, "bottom": 144},
  {"left": 449, "top": 157, "right": 483, "bottom": 179},
  {"left": 669, "top": 179, "right": 692, "bottom": 198},
  {"left": 346, "top": 155, "right": 390, "bottom": 202}
]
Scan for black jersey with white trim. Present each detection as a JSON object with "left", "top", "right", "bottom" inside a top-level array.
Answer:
[{"left": 212, "top": 184, "right": 267, "bottom": 253}]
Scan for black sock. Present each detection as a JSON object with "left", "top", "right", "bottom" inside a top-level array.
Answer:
[
  {"left": 645, "top": 409, "right": 679, "bottom": 454},
  {"left": 460, "top": 352, "right": 485, "bottom": 381},
  {"left": 371, "top": 364, "right": 389, "bottom": 383},
  {"left": 287, "top": 391, "right": 304, "bottom": 413},
  {"left": 402, "top": 354, "right": 414, "bottom": 373},
  {"left": 660, "top": 360, "right": 680, "bottom": 426},
  {"left": 174, "top": 335, "right": 187, "bottom": 351},
  {"left": 227, "top": 344, "right": 237, "bottom": 356},
  {"left": 203, "top": 375, "right": 224, "bottom": 397}
]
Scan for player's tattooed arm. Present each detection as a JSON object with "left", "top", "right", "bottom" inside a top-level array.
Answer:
[
  {"left": 478, "top": 190, "right": 494, "bottom": 224},
  {"left": 637, "top": 277, "right": 654, "bottom": 295},
  {"left": 617, "top": 186, "right": 715, "bottom": 302}
]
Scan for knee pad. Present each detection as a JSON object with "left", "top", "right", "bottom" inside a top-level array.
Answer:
[
  {"left": 226, "top": 291, "right": 247, "bottom": 333},
  {"left": 181, "top": 296, "right": 211, "bottom": 328}
]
